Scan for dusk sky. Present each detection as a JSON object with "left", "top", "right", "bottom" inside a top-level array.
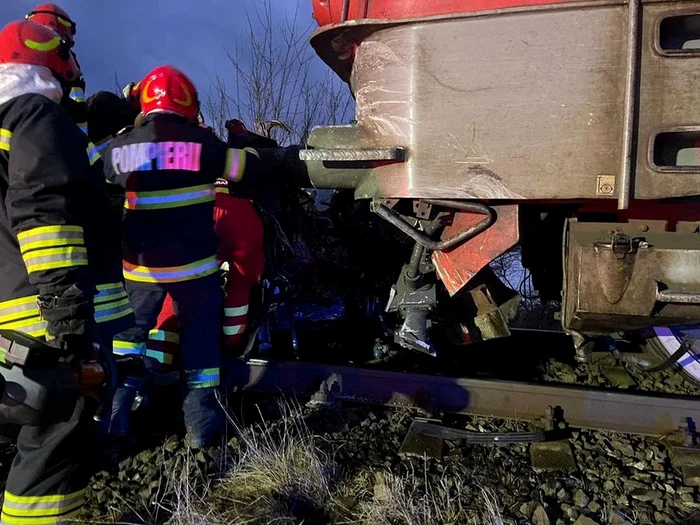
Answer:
[{"left": 0, "top": 0, "right": 330, "bottom": 122}]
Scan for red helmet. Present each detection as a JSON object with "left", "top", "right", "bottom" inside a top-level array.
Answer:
[
  {"left": 0, "top": 20, "right": 79, "bottom": 84},
  {"left": 26, "top": 4, "right": 76, "bottom": 45},
  {"left": 139, "top": 65, "right": 199, "bottom": 122}
]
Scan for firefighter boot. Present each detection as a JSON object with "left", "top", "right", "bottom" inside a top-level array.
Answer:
[{"left": 182, "top": 387, "right": 224, "bottom": 449}]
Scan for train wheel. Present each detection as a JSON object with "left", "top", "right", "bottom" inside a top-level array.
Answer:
[{"left": 642, "top": 325, "right": 700, "bottom": 387}]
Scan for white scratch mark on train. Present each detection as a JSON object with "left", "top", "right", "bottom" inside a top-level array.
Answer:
[{"left": 449, "top": 129, "right": 494, "bottom": 165}]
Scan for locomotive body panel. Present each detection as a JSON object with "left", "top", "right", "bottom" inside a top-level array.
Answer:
[{"left": 306, "top": 0, "right": 700, "bottom": 201}]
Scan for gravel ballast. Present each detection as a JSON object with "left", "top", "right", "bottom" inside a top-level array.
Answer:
[{"left": 78, "top": 399, "right": 700, "bottom": 524}]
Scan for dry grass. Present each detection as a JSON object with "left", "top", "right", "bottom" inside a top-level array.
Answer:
[
  {"left": 152, "top": 399, "right": 506, "bottom": 525},
  {"left": 163, "top": 449, "right": 222, "bottom": 525},
  {"left": 212, "top": 399, "right": 336, "bottom": 524},
  {"left": 358, "top": 466, "right": 505, "bottom": 525}
]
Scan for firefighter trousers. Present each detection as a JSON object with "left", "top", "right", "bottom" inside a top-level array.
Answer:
[
  {"left": 145, "top": 197, "right": 264, "bottom": 367},
  {"left": 0, "top": 282, "right": 132, "bottom": 524},
  {"left": 1, "top": 397, "right": 95, "bottom": 525},
  {"left": 112, "top": 274, "right": 224, "bottom": 447},
  {"left": 215, "top": 197, "right": 265, "bottom": 350},
  {"left": 148, "top": 267, "right": 256, "bottom": 365}
]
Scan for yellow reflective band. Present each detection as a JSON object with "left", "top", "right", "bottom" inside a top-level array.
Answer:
[
  {"left": 94, "top": 298, "right": 133, "bottom": 324},
  {"left": 0, "top": 296, "right": 39, "bottom": 325},
  {"left": 215, "top": 186, "right": 228, "bottom": 194},
  {"left": 0, "top": 295, "right": 46, "bottom": 337},
  {"left": 95, "top": 283, "right": 128, "bottom": 305},
  {"left": 57, "top": 16, "right": 73, "bottom": 28},
  {"left": 124, "top": 184, "right": 215, "bottom": 211},
  {"left": 22, "top": 247, "right": 88, "bottom": 274},
  {"left": 3, "top": 490, "right": 84, "bottom": 507},
  {"left": 97, "top": 283, "right": 123, "bottom": 291},
  {"left": 1, "top": 498, "right": 84, "bottom": 517},
  {"left": 0, "top": 315, "right": 46, "bottom": 338},
  {"left": 148, "top": 329, "right": 180, "bottom": 344},
  {"left": 223, "top": 149, "right": 246, "bottom": 182},
  {"left": 77, "top": 122, "right": 88, "bottom": 135},
  {"left": 17, "top": 225, "right": 84, "bottom": 254},
  {"left": 69, "top": 87, "right": 86, "bottom": 103},
  {"left": 23, "top": 37, "right": 61, "bottom": 52},
  {"left": 0, "top": 509, "right": 81, "bottom": 524},
  {"left": 0, "top": 128, "right": 11, "bottom": 152},
  {"left": 113, "top": 340, "right": 146, "bottom": 356},
  {"left": 86, "top": 142, "right": 100, "bottom": 165},
  {"left": 123, "top": 256, "right": 219, "bottom": 284}
]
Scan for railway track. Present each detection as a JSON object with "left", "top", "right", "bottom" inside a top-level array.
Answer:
[{"left": 233, "top": 358, "right": 700, "bottom": 441}]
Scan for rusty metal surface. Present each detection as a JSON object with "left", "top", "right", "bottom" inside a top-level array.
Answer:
[
  {"left": 432, "top": 204, "right": 519, "bottom": 295},
  {"left": 237, "top": 358, "right": 700, "bottom": 437},
  {"left": 562, "top": 219, "right": 700, "bottom": 334}
]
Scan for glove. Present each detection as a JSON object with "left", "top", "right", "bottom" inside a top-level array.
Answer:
[
  {"left": 38, "top": 284, "right": 97, "bottom": 358},
  {"left": 90, "top": 352, "right": 155, "bottom": 423}
]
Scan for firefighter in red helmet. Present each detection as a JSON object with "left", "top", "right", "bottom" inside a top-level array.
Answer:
[
  {"left": 26, "top": 4, "right": 89, "bottom": 134},
  {"left": 26, "top": 4, "right": 137, "bottom": 367},
  {"left": 145, "top": 120, "right": 268, "bottom": 373},
  {"left": 25, "top": 3, "right": 76, "bottom": 44},
  {"left": 0, "top": 19, "right": 121, "bottom": 524},
  {"left": 105, "top": 65, "right": 265, "bottom": 448},
  {"left": 106, "top": 66, "right": 310, "bottom": 445}
]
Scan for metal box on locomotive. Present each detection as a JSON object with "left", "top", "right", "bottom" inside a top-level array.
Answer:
[{"left": 300, "top": 0, "right": 700, "bottom": 354}]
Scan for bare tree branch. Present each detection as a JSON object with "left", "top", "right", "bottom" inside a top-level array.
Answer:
[{"left": 205, "top": 0, "right": 354, "bottom": 144}]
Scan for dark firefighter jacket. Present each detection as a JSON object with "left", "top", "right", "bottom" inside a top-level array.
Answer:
[
  {"left": 85, "top": 91, "right": 140, "bottom": 261},
  {"left": 0, "top": 93, "right": 123, "bottom": 342},
  {"left": 103, "top": 112, "right": 262, "bottom": 284}
]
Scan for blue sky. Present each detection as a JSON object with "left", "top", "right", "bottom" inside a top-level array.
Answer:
[{"left": 0, "top": 0, "right": 323, "bottom": 114}]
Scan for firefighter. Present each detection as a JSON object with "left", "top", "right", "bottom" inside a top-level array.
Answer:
[
  {"left": 26, "top": 4, "right": 88, "bottom": 134},
  {"left": 85, "top": 93, "right": 138, "bottom": 351},
  {"left": 145, "top": 121, "right": 267, "bottom": 372},
  {"left": 28, "top": 3, "right": 137, "bottom": 357},
  {"left": 0, "top": 19, "right": 116, "bottom": 523},
  {"left": 144, "top": 178, "right": 266, "bottom": 372},
  {"left": 105, "top": 65, "right": 264, "bottom": 448}
]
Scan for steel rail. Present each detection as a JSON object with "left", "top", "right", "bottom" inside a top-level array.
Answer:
[{"left": 235, "top": 359, "right": 700, "bottom": 438}]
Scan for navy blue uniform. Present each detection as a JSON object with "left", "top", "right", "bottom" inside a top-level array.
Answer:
[{"left": 103, "top": 112, "right": 260, "bottom": 447}]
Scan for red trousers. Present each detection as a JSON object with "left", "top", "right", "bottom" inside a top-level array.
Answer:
[{"left": 146, "top": 195, "right": 265, "bottom": 369}]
